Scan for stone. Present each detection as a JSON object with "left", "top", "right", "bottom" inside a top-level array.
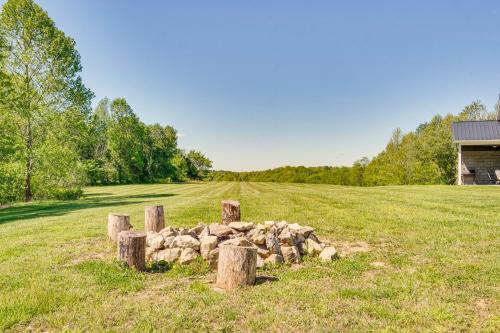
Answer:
[
  {"left": 172, "top": 235, "right": 200, "bottom": 250},
  {"left": 159, "top": 226, "right": 177, "bottom": 238},
  {"left": 281, "top": 245, "right": 301, "bottom": 264},
  {"left": 252, "top": 234, "right": 266, "bottom": 245},
  {"left": 264, "top": 221, "right": 276, "bottom": 228},
  {"left": 228, "top": 221, "right": 254, "bottom": 232},
  {"left": 207, "top": 248, "right": 219, "bottom": 270},
  {"left": 256, "top": 255, "right": 265, "bottom": 268},
  {"left": 179, "top": 248, "right": 199, "bottom": 264},
  {"left": 287, "top": 223, "right": 302, "bottom": 232},
  {"left": 294, "top": 234, "right": 306, "bottom": 255},
  {"left": 188, "top": 224, "right": 206, "bottom": 235},
  {"left": 307, "top": 233, "right": 321, "bottom": 243},
  {"left": 154, "top": 247, "right": 182, "bottom": 262},
  {"left": 319, "top": 247, "right": 338, "bottom": 261},
  {"left": 220, "top": 237, "right": 252, "bottom": 247},
  {"left": 306, "top": 238, "right": 324, "bottom": 256},
  {"left": 145, "top": 247, "right": 155, "bottom": 261},
  {"left": 199, "top": 226, "right": 210, "bottom": 238},
  {"left": 229, "top": 232, "right": 245, "bottom": 239},
  {"left": 264, "top": 254, "right": 284, "bottom": 265},
  {"left": 276, "top": 221, "right": 288, "bottom": 231},
  {"left": 209, "top": 223, "right": 233, "bottom": 237},
  {"left": 298, "top": 226, "right": 314, "bottom": 238},
  {"left": 266, "top": 233, "right": 281, "bottom": 254},
  {"left": 278, "top": 228, "right": 295, "bottom": 246},
  {"left": 255, "top": 245, "right": 270, "bottom": 258},
  {"left": 200, "top": 235, "right": 218, "bottom": 259},
  {"left": 163, "top": 235, "right": 175, "bottom": 248},
  {"left": 255, "top": 224, "right": 267, "bottom": 232},
  {"left": 178, "top": 228, "right": 190, "bottom": 236},
  {"left": 146, "top": 233, "right": 165, "bottom": 250}
]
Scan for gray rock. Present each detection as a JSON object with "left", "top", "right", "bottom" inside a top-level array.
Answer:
[
  {"left": 146, "top": 233, "right": 165, "bottom": 250},
  {"left": 200, "top": 235, "right": 218, "bottom": 259},
  {"left": 228, "top": 221, "right": 254, "bottom": 231},
  {"left": 276, "top": 221, "right": 288, "bottom": 231},
  {"left": 188, "top": 224, "right": 205, "bottom": 235},
  {"left": 264, "top": 254, "right": 284, "bottom": 265},
  {"left": 172, "top": 235, "right": 200, "bottom": 250},
  {"left": 145, "top": 247, "right": 156, "bottom": 261},
  {"left": 219, "top": 237, "right": 252, "bottom": 247},
  {"left": 307, "top": 233, "right": 321, "bottom": 243},
  {"left": 255, "top": 244, "right": 270, "bottom": 258},
  {"left": 256, "top": 255, "right": 265, "bottom": 268},
  {"left": 179, "top": 248, "right": 199, "bottom": 264},
  {"left": 163, "top": 235, "right": 176, "bottom": 248},
  {"left": 278, "top": 228, "right": 295, "bottom": 246},
  {"left": 154, "top": 247, "right": 182, "bottom": 262},
  {"left": 306, "top": 238, "right": 324, "bottom": 256},
  {"left": 252, "top": 234, "right": 266, "bottom": 245},
  {"left": 264, "top": 221, "right": 276, "bottom": 228},
  {"left": 265, "top": 233, "right": 281, "bottom": 254},
  {"left": 207, "top": 248, "right": 219, "bottom": 270},
  {"left": 159, "top": 226, "right": 177, "bottom": 237},
  {"left": 209, "top": 223, "right": 233, "bottom": 237},
  {"left": 281, "top": 245, "right": 301, "bottom": 264},
  {"left": 199, "top": 226, "right": 210, "bottom": 238},
  {"left": 319, "top": 247, "right": 338, "bottom": 261}
]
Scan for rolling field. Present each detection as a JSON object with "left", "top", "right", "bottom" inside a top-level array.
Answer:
[{"left": 0, "top": 182, "right": 499, "bottom": 332}]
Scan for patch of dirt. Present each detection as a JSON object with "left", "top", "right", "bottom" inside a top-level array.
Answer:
[
  {"left": 475, "top": 298, "right": 490, "bottom": 317},
  {"left": 370, "top": 261, "right": 386, "bottom": 268},
  {"left": 0, "top": 205, "right": 9, "bottom": 209},
  {"left": 334, "top": 241, "right": 371, "bottom": 257}
]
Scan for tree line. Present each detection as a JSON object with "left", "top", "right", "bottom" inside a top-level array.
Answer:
[
  {"left": 0, "top": 0, "right": 211, "bottom": 204},
  {"left": 212, "top": 100, "right": 497, "bottom": 186}
]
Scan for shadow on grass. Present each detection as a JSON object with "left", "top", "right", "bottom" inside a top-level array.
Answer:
[
  {"left": 0, "top": 193, "right": 178, "bottom": 225},
  {"left": 255, "top": 275, "right": 279, "bottom": 285}
]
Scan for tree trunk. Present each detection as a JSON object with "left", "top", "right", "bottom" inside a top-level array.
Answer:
[
  {"left": 117, "top": 231, "right": 146, "bottom": 271},
  {"left": 216, "top": 245, "right": 257, "bottom": 290},
  {"left": 144, "top": 205, "right": 165, "bottom": 232},
  {"left": 108, "top": 213, "right": 131, "bottom": 242},
  {"left": 24, "top": 120, "right": 33, "bottom": 202},
  {"left": 221, "top": 200, "right": 240, "bottom": 225}
]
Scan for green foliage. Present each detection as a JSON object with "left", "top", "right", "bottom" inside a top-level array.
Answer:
[
  {"left": 214, "top": 100, "right": 493, "bottom": 187},
  {"left": 0, "top": 1, "right": 212, "bottom": 202},
  {"left": 0, "top": 0, "right": 93, "bottom": 202}
]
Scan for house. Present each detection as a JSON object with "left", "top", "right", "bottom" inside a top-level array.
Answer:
[{"left": 452, "top": 120, "right": 500, "bottom": 185}]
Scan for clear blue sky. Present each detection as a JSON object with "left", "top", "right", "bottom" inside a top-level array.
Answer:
[{"left": 18, "top": 1, "right": 500, "bottom": 170}]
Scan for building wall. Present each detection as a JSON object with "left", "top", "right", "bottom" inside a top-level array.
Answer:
[{"left": 461, "top": 146, "right": 500, "bottom": 184}]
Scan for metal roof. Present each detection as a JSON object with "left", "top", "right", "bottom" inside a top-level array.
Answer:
[{"left": 452, "top": 121, "right": 500, "bottom": 142}]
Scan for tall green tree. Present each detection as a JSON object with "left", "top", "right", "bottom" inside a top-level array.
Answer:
[
  {"left": 0, "top": 0, "right": 93, "bottom": 201},
  {"left": 107, "top": 98, "right": 146, "bottom": 183}
]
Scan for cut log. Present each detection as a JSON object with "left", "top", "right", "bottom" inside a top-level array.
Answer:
[
  {"left": 145, "top": 205, "right": 165, "bottom": 232},
  {"left": 108, "top": 213, "right": 131, "bottom": 242},
  {"left": 221, "top": 200, "right": 240, "bottom": 225},
  {"left": 216, "top": 245, "right": 257, "bottom": 289},
  {"left": 117, "top": 231, "right": 146, "bottom": 271}
]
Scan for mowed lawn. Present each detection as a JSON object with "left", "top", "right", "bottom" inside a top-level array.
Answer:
[{"left": 0, "top": 182, "right": 498, "bottom": 332}]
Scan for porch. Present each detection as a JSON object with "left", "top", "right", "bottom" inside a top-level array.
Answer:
[{"left": 458, "top": 144, "right": 500, "bottom": 185}]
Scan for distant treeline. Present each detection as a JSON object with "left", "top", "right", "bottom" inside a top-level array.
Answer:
[{"left": 212, "top": 100, "right": 498, "bottom": 186}]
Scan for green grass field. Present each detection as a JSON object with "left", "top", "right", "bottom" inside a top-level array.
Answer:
[{"left": 0, "top": 182, "right": 498, "bottom": 332}]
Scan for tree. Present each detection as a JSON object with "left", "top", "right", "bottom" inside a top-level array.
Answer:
[
  {"left": 107, "top": 98, "right": 146, "bottom": 183},
  {"left": 186, "top": 150, "right": 213, "bottom": 180},
  {"left": 0, "top": 0, "right": 93, "bottom": 201},
  {"left": 458, "top": 100, "right": 491, "bottom": 121}
]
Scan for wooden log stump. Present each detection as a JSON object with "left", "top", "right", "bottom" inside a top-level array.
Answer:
[
  {"left": 145, "top": 205, "right": 165, "bottom": 232},
  {"left": 108, "top": 213, "right": 131, "bottom": 242},
  {"left": 221, "top": 200, "right": 240, "bottom": 225},
  {"left": 216, "top": 245, "right": 257, "bottom": 290},
  {"left": 117, "top": 231, "right": 146, "bottom": 271}
]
